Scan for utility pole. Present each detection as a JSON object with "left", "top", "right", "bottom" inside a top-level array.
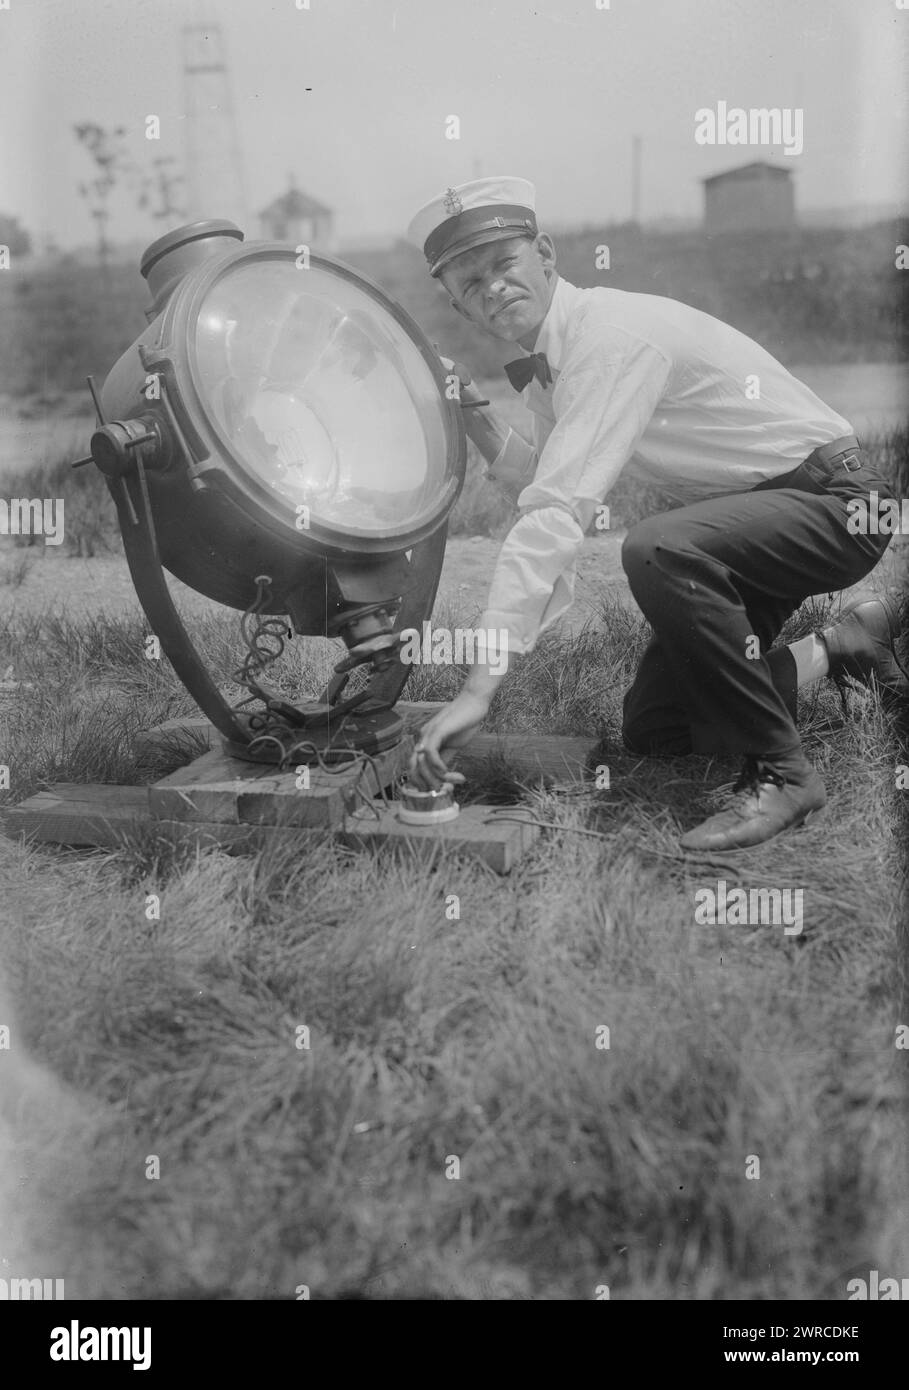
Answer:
[
  {"left": 182, "top": 22, "right": 248, "bottom": 229},
  {"left": 631, "top": 134, "right": 642, "bottom": 226}
]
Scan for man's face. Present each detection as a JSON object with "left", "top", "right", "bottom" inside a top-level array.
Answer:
[{"left": 441, "top": 234, "right": 557, "bottom": 347}]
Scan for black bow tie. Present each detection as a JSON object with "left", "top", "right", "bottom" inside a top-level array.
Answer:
[{"left": 503, "top": 351, "right": 553, "bottom": 393}]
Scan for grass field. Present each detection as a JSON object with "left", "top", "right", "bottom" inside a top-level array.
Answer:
[{"left": 1, "top": 424, "right": 908, "bottom": 1299}]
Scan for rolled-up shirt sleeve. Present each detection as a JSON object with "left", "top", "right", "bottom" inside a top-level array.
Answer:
[
  {"left": 480, "top": 327, "right": 672, "bottom": 656},
  {"left": 480, "top": 502, "right": 596, "bottom": 655}
]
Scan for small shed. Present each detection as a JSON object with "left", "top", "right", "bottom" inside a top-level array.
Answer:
[
  {"left": 702, "top": 162, "right": 796, "bottom": 234},
  {"left": 259, "top": 177, "right": 334, "bottom": 248}
]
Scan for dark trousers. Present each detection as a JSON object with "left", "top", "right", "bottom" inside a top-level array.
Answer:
[{"left": 620, "top": 443, "right": 894, "bottom": 758}]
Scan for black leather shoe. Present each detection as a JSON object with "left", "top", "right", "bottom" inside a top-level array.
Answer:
[
  {"left": 680, "top": 759, "right": 826, "bottom": 852},
  {"left": 818, "top": 594, "right": 909, "bottom": 706}
]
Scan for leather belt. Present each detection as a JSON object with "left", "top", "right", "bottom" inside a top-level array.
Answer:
[
  {"left": 751, "top": 434, "right": 868, "bottom": 494},
  {"left": 804, "top": 434, "right": 863, "bottom": 472}
]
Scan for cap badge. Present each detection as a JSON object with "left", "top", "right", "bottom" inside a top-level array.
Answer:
[{"left": 442, "top": 187, "right": 464, "bottom": 216}]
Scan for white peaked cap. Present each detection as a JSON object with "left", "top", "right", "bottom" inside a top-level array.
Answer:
[{"left": 407, "top": 176, "right": 538, "bottom": 276}]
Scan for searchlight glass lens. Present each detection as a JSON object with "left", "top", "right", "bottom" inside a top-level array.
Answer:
[{"left": 193, "top": 261, "right": 450, "bottom": 533}]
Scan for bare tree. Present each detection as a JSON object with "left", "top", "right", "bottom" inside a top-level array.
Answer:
[{"left": 73, "top": 122, "right": 131, "bottom": 277}]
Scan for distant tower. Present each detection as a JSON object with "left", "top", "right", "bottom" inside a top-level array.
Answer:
[{"left": 182, "top": 22, "right": 248, "bottom": 229}]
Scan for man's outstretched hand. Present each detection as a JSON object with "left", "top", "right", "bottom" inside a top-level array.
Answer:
[{"left": 407, "top": 689, "right": 491, "bottom": 790}]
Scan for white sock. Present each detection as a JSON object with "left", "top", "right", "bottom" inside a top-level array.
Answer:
[{"left": 789, "top": 633, "right": 830, "bottom": 688}]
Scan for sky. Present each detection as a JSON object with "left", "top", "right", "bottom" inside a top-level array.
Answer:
[{"left": 0, "top": 0, "right": 906, "bottom": 251}]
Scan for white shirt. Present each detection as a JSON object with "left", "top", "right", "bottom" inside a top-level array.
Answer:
[{"left": 480, "top": 275, "right": 853, "bottom": 655}]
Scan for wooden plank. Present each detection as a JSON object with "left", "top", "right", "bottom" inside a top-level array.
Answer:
[
  {"left": 0, "top": 783, "right": 539, "bottom": 873},
  {"left": 398, "top": 706, "right": 597, "bottom": 779},
  {"left": 148, "top": 742, "right": 411, "bottom": 828},
  {"left": 236, "top": 741, "right": 411, "bottom": 829},
  {"left": 0, "top": 784, "right": 149, "bottom": 847},
  {"left": 148, "top": 747, "right": 270, "bottom": 825},
  {"left": 144, "top": 804, "right": 537, "bottom": 872},
  {"left": 394, "top": 707, "right": 598, "bottom": 783},
  {"left": 136, "top": 704, "right": 597, "bottom": 785},
  {"left": 337, "top": 803, "right": 539, "bottom": 874},
  {"left": 448, "top": 734, "right": 596, "bottom": 783}
]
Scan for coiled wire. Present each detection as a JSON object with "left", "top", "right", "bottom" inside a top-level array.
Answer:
[{"left": 230, "top": 574, "right": 395, "bottom": 822}]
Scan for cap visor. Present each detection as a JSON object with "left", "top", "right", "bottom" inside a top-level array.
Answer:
[{"left": 431, "top": 226, "right": 535, "bottom": 277}]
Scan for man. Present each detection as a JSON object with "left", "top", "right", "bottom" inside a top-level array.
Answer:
[{"left": 404, "top": 176, "right": 906, "bottom": 850}]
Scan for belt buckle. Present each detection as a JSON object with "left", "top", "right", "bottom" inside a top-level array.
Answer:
[{"left": 841, "top": 451, "right": 863, "bottom": 473}]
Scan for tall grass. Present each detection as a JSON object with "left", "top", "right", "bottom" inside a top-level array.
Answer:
[{"left": 0, "top": 571, "right": 907, "bottom": 1299}]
